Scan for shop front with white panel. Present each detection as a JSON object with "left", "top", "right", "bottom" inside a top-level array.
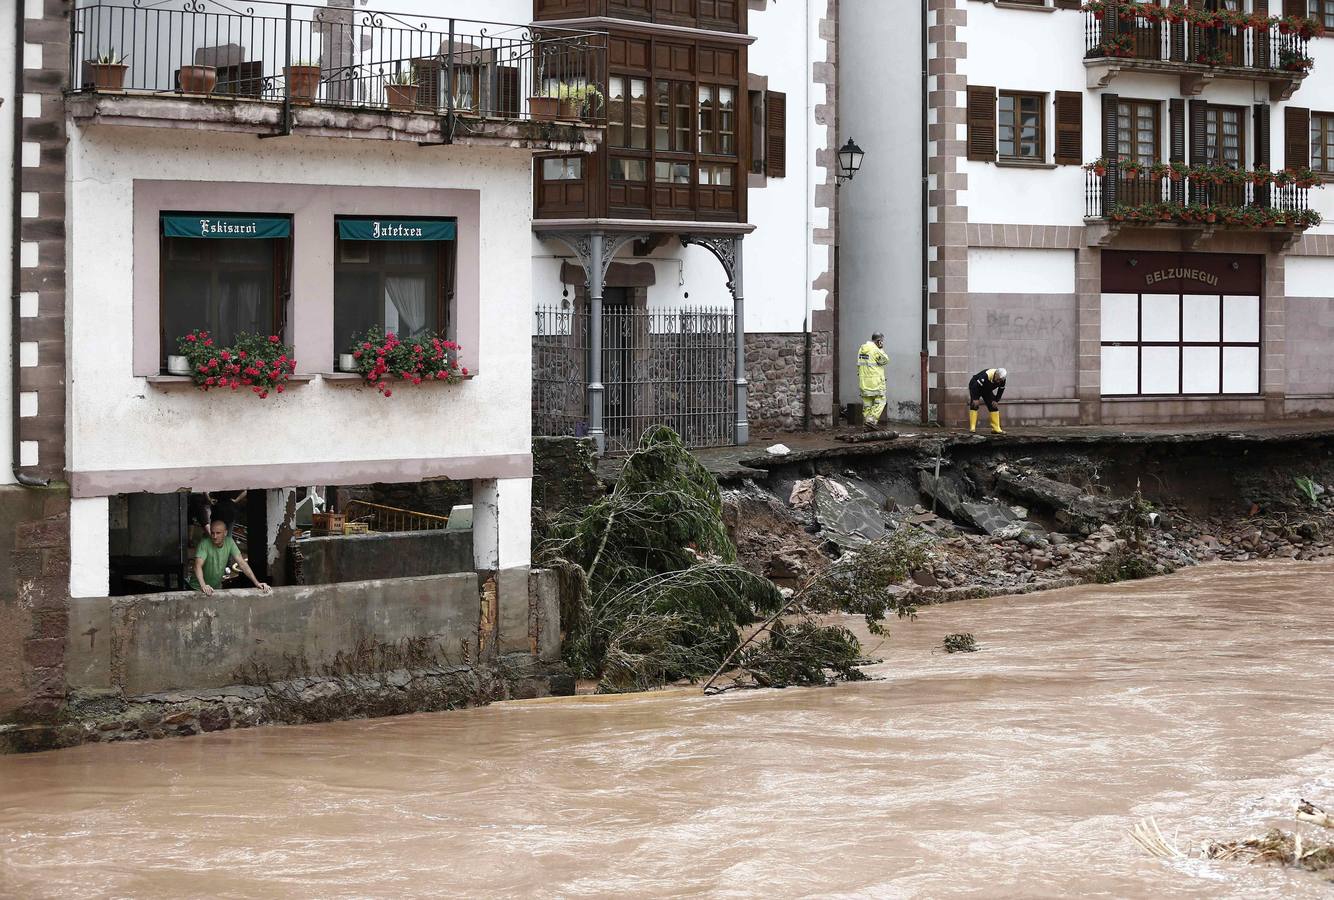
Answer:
[{"left": 1100, "top": 251, "right": 1262, "bottom": 399}]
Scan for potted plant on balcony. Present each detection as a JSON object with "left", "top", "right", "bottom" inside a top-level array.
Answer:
[
  {"left": 384, "top": 70, "right": 419, "bottom": 111},
  {"left": 529, "top": 90, "right": 560, "bottom": 122},
  {"left": 178, "top": 63, "right": 218, "bottom": 95},
  {"left": 88, "top": 51, "right": 129, "bottom": 91},
  {"left": 1085, "top": 158, "right": 1109, "bottom": 177},
  {"left": 348, "top": 327, "right": 467, "bottom": 397},
  {"left": 1120, "top": 157, "right": 1144, "bottom": 180},
  {"left": 176, "top": 331, "right": 297, "bottom": 399},
  {"left": 285, "top": 60, "right": 322, "bottom": 104},
  {"left": 1279, "top": 48, "right": 1315, "bottom": 73}
]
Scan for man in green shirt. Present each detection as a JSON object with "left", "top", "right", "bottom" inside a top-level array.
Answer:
[{"left": 190, "top": 518, "right": 271, "bottom": 595}]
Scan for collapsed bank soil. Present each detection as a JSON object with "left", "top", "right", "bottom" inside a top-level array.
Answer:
[{"left": 712, "top": 430, "right": 1334, "bottom": 600}]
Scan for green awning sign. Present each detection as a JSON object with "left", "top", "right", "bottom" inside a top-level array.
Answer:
[
  {"left": 161, "top": 215, "right": 291, "bottom": 239},
  {"left": 337, "top": 218, "right": 456, "bottom": 241}
]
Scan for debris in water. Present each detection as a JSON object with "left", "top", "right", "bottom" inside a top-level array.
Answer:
[{"left": 941, "top": 633, "right": 978, "bottom": 653}]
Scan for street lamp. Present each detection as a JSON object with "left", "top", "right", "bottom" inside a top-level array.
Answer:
[{"left": 837, "top": 137, "right": 865, "bottom": 184}]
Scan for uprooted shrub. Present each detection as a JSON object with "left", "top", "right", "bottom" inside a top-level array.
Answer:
[
  {"left": 540, "top": 427, "right": 931, "bottom": 694},
  {"left": 540, "top": 426, "right": 783, "bottom": 692}
]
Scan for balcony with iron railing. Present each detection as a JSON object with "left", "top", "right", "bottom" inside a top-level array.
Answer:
[
  {"left": 1083, "top": 3, "right": 1322, "bottom": 98},
  {"left": 68, "top": 1, "right": 607, "bottom": 151},
  {"left": 1083, "top": 159, "right": 1322, "bottom": 248}
]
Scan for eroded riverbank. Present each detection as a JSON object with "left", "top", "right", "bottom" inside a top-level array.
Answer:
[{"left": 2, "top": 561, "right": 1331, "bottom": 897}]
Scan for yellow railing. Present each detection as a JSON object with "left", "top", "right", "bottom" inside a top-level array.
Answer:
[{"left": 344, "top": 499, "right": 450, "bottom": 533}]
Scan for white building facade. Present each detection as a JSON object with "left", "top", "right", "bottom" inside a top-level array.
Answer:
[
  {"left": 843, "top": 0, "right": 1334, "bottom": 427},
  {"left": 2, "top": 0, "right": 601, "bottom": 727}
]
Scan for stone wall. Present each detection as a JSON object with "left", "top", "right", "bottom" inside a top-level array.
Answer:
[
  {"left": 746, "top": 331, "right": 833, "bottom": 431},
  {"left": 294, "top": 530, "right": 474, "bottom": 585},
  {"left": 0, "top": 485, "right": 69, "bottom": 724},
  {"left": 1285, "top": 296, "right": 1334, "bottom": 397},
  {"left": 532, "top": 436, "right": 601, "bottom": 517}
]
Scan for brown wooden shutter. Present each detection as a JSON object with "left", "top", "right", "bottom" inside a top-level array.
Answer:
[
  {"left": 1254, "top": 0, "right": 1271, "bottom": 69},
  {"left": 1286, "top": 106, "right": 1310, "bottom": 169},
  {"left": 1169, "top": 98, "right": 1186, "bottom": 204},
  {"left": 1189, "top": 99, "right": 1209, "bottom": 165},
  {"left": 1053, "top": 0, "right": 1082, "bottom": 8},
  {"left": 1053, "top": 91, "right": 1082, "bottom": 165},
  {"left": 1283, "top": 0, "right": 1308, "bottom": 17},
  {"left": 411, "top": 58, "right": 441, "bottom": 111},
  {"left": 1255, "top": 103, "right": 1272, "bottom": 206},
  {"left": 966, "top": 85, "right": 997, "bottom": 162},
  {"left": 496, "top": 65, "right": 520, "bottom": 118},
  {"left": 764, "top": 89, "right": 786, "bottom": 178},
  {"left": 1101, "top": 93, "right": 1119, "bottom": 208}
]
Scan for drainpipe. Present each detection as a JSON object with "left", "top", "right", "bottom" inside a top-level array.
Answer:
[
  {"left": 11, "top": 6, "right": 45, "bottom": 487},
  {"left": 919, "top": 0, "right": 930, "bottom": 425}
]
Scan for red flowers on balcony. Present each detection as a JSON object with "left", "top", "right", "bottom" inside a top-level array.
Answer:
[
  {"left": 1083, "top": 2, "right": 1325, "bottom": 37},
  {"left": 349, "top": 327, "right": 465, "bottom": 397},
  {"left": 177, "top": 331, "right": 297, "bottom": 398}
]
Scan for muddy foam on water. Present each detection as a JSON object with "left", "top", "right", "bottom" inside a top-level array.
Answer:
[{"left": 2, "top": 560, "right": 1332, "bottom": 898}]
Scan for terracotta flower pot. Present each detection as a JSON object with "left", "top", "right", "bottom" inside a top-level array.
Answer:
[
  {"left": 385, "top": 83, "right": 419, "bottom": 111},
  {"left": 88, "top": 62, "right": 128, "bottom": 91},
  {"left": 285, "top": 65, "right": 321, "bottom": 104},
  {"left": 178, "top": 65, "right": 217, "bottom": 94},
  {"left": 529, "top": 96, "right": 559, "bottom": 121},
  {"left": 558, "top": 97, "right": 581, "bottom": 119}
]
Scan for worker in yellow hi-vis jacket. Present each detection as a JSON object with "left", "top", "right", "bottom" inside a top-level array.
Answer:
[
  {"left": 857, "top": 333, "right": 890, "bottom": 431},
  {"left": 968, "top": 367, "right": 1008, "bottom": 434}
]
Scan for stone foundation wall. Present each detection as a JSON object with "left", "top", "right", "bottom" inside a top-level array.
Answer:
[
  {"left": 746, "top": 331, "right": 833, "bottom": 431},
  {"left": 0, "top": 485, "right": 70, "bottom": 724}
]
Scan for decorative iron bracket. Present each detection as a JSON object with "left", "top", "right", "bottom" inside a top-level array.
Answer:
[
  {"left": 537, "top": 231, "right": 650, "bottom": 288},
  {"left": 679, "top": 234, "right": 741, "bottom": 298}
]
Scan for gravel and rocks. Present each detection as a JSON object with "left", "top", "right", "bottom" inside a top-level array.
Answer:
[{"left": 723, "top": 454, "right": 1334, "bottom": 603}]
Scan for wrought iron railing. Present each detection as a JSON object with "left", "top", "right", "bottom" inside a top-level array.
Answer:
[
  {"left": 71, "top": 1, "right": 606, "bottom": 123},
  {"left": 1084, "top": 165, "right": 1316, "bottom": 227},
  {"left": 1084, "top": 8, "right": 1311, "bottom": 74},
  {"left": 533, "top": 304, "right": 736, "bottom": 452}
]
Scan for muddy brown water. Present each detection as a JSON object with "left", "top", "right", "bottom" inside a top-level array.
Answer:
[{"left": 3, "top": 561, "right": 1334, "bottom": 898}]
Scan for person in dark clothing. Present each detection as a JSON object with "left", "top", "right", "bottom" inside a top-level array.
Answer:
[{"left": 968, "top": 367, "right": 1007, "bottom": 434}]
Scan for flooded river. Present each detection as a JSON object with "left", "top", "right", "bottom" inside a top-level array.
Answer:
[{"left": 3, "top": 561, "right": 1333, "bottom": 898}]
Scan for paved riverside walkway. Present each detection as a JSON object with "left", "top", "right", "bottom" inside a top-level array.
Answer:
[{"left": 599, "top": 417, "right": 1334, "bottom": 482}]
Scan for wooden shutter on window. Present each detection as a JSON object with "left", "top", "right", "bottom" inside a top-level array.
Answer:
[
  {"left": 1054, "top": 91, "right": 1083, "bottom": 165},
  {"left": 496, "top": 65, "right": 520, "bottom": 117},
  {"left": 1101, "top": 93, "right": 1119, "bottom": 207},
  {"left": 1255, "top": 104, "right": 1272, "bottom": 206},
  {"left": 1189, "top": 99, "right": 1209, "bottom": 165},
  {"left": 1253, "top": 0, "right": 1271, "bottom": 68},
  {"left": 410, "top": 58, "right": 441, "bottom": 111},
  {"left": 1283, "top": 0, "right": 1308, "bottom": 17},
  {"left": 1053, "top": 0, "right": 1082, "bottom": 8},
  {"left": 764, "top": 89, "right": 786, "bottom": 178},
  {"left": 966, "top": 85, "right": 997, "bottom": 162},
  {"left": 1286, "top": 106, "right": 1310, "bottom": 169},
  {"left": 1170, "top": 98, "right": 1186, "bottom": 204}
]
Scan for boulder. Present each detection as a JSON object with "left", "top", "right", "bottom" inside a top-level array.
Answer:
[
  {"left": 995, "top": 468, "right": 1131, "bottom": 536},
  {"left": 813, "top": 477, "right": 886, "bottom": 550}
]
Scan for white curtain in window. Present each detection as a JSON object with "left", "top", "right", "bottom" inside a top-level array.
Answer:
[
  {"left": 223, "top": 277, "right": 264, "bottom": 339},
  {"left": 384, "top": 275, "right": 428, "bottom": 335}
]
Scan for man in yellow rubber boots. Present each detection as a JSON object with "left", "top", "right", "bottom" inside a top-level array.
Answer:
[
  {"left": 857, "top": 333, "right": 890, "bottom": 431},
  {"left": 968, "top": 367, "right": 1007, "bottom": 434}
]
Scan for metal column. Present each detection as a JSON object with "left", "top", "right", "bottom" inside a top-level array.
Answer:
[
  {"left": 587, "top": 233, "right": 606, "bottom": 454},
  {"left": 731, "top": 236, "right": 748, "bottom": 445}
]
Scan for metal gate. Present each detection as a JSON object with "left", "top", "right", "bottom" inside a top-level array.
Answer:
[{"left": 533, "top": 304, "right": 736, "bottom": 452}]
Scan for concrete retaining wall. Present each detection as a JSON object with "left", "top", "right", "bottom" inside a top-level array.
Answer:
[
  {"left": 67, "top": 573, "right": 485, "bottom": 696},
  {"left": 295, "top": 530, "right": 473, "bottom": 584}
]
